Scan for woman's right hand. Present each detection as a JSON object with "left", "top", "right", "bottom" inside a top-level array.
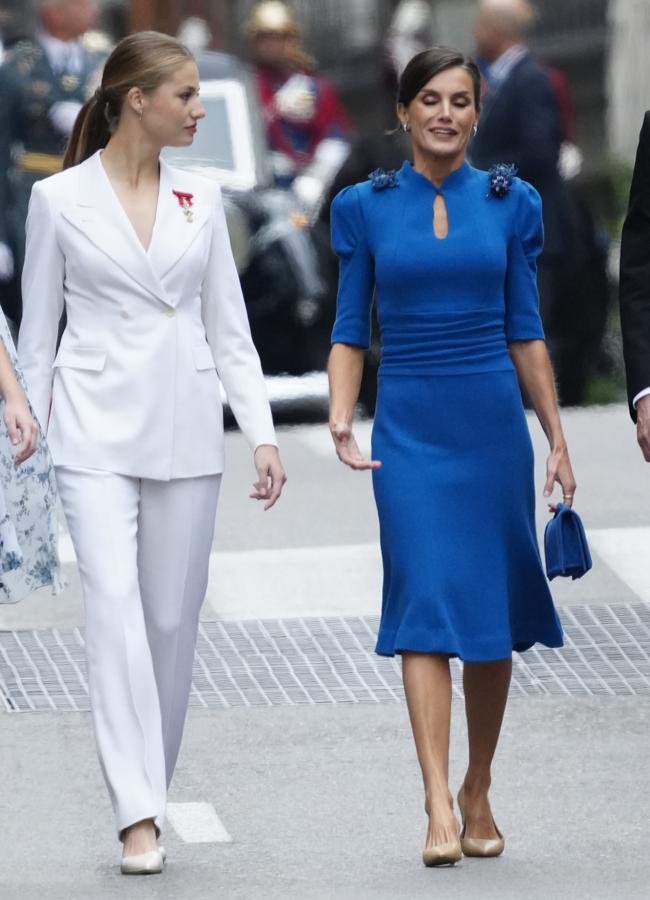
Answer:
[
  {"left": 330, "top": 421, "right": 381, "bottom": 471},
  {"left": 251, "top": 444, "right": 287, "bottom": 510},
  {"left": 3, "top": 391, "right": 39, "bottom": 465}
]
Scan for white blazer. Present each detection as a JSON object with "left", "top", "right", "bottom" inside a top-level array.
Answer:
[{"left": 18, "top": 150, "right": 276, "bottom": 480}]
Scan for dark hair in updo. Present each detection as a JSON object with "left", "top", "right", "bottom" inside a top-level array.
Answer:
[{"left": 397, "top": 46, "right": 482, "bottom": 111}]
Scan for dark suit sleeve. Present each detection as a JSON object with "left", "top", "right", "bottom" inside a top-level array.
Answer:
[
  {"left": 620, "top": 111, "right": 650, "bottom": 421},
  {"left": 509, "top": 69, "right": 561, "bottom": 182}
]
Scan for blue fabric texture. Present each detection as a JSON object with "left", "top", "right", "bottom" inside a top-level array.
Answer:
[
  {"left": 330, "top": 160, "right": 563, "bottom": 661},
  {"left": 544, "top": 503, "right": 592, "bottom": 580}
]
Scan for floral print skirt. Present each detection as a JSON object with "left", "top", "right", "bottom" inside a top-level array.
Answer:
[{"left": 0, "top": 312, "right": 63, "bottom": 603}]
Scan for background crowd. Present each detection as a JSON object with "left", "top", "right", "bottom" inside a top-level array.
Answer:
[{"left": 0, "top": 0, "right": 641, "bottom": 408}]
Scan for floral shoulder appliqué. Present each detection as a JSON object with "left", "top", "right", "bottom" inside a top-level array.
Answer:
[
  {"left": 487, "top": 163, "right": 517, "bottom": 199},
  {"left": 368, "top": 168, "right": 399, "bottom": 190}
]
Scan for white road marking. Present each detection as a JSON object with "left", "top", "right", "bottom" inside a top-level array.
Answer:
[
  {"left": 206, "top": 543, "right": 382, "bottom": 620},
  {"left": 587, "top": 527, "right": 650, "bottom": 602},
  {"left": 166, "top": 802, "right": 232, "bottom": 843},
  {"left": 56, "top": 521, "right": 650, "bottom": 620}
]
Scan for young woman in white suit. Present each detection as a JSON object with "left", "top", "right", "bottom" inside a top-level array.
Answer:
[{"left": 18, "top": 31, "right": 286, "bottom": 874}]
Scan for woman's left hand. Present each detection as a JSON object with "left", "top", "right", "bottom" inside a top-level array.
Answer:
[
  {"left": 251, "top": 444, "right": 287, "bottom": 510},
  {"left": 543, "top": 443, "right": 576, "bottom": 511},
  {"left": 3, "top": 393, "right": 39, "bottom": 465}
]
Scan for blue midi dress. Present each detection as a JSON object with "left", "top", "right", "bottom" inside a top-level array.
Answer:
[{"left": 330, "top": 160, "right": 563, "bottom": 661}]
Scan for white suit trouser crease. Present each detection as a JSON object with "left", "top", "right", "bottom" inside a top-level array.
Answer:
[{"left": 55, "top": 466, "right": 221, "bottom": 838}]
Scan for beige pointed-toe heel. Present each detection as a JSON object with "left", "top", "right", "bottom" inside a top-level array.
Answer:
[
  {"left": 422, "top": 810, "right": 462, "bottom": 867},
  {"left": 422, "top": 839, "right": 462, "bottom": 867},
  {"left": 457, "top": 788, "right": 505, "bottom": 858}
]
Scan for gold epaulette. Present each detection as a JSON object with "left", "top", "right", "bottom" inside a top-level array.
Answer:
[{"left": 15, "top": 152, "right": 64, "bottom": 174}]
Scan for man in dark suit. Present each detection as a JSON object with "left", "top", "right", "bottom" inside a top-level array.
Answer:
[
  {"left": 620, "top": 112, "right": 650, "bottom": 459},
  {"left": 470, "top": 0, "right": 579, "bottom": 403}
]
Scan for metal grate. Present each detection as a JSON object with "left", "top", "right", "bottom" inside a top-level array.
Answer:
[{"left": 3, "top": 604, "right": 650, "bottom": 713}]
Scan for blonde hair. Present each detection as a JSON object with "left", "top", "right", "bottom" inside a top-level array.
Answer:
[{"left": 64, "top": 31, "right": 194, "bottom": 168}]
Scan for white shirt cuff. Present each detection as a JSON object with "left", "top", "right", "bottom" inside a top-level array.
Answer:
[{"left": 633, "top": 387, "right": 650, "bottom": 407}]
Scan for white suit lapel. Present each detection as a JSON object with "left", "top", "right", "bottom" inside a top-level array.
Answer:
[
  {"left": 148, "top": 160, "right": 212, "bottom": 281},
  {"left": 60, "top": 151, "right": 171, "bottom": 305}
]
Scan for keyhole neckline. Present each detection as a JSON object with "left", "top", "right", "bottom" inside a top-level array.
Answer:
[{"left": 432, "top": 192, "right": 449, "bottom": 240}]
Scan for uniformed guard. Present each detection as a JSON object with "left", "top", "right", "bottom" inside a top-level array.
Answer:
[
  {"left": 245, "top": 1, "right": 352, "bottom": 221},
  {"left": 0, "top": 0, "right": 105, "bottom": 326}
]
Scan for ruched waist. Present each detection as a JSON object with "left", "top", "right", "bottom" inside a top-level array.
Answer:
[{"left": 378, "top": 307, "right": 515, "bottom": 375}]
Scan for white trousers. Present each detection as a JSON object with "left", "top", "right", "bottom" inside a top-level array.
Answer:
[{"left": 55, "top": 467, "right": 221, "bottom": 837}]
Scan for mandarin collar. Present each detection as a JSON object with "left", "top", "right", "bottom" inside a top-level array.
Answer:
[{"left": 399, "top": 159, "right": 471, "bottom": 192}]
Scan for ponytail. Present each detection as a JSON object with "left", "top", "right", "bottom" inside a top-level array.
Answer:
[
  {"left": 63, "top": 90, "right": 113, "bottom": 169},
  {"left": 62, "top": 31, "right": 194, "bottom": 169}
]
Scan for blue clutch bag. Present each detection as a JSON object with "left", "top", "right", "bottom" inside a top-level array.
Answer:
[{"left": 544, "top": 503, "right": 592, "bottom": 580}]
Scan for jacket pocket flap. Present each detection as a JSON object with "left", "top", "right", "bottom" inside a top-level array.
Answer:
[
  {"left": 53, "top": 348, "right": 107, "bottom": 371},
  {"left": 193, "top": 345, "right": 216, "bottom": 371}
]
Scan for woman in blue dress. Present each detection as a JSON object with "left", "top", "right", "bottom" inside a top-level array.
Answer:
[{"left": 328, "top": 48, "right": 576, "bottom": 867}]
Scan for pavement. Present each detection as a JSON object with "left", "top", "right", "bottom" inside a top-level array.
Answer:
[{"left": 1, "top": 402, "right": 650, "bottom": 899}]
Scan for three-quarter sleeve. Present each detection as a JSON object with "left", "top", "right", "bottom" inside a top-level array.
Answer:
[
  {"left": 330, "top": 185, "right": 374, "bottom": 348},
  {"left": 504, "top": 180, "right": 546, "bottom": 342}
]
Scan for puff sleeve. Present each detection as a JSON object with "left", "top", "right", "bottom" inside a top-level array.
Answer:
[
  {"left": 330, "top": 185, "right": 374, "bottom": 348},
  {"left": 504, "top": 180, "right": 546, "bottom": 342}
]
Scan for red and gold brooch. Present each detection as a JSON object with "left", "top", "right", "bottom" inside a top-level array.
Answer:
[{"left": 172, "top": 190, "right": 194, "bottom": 223}]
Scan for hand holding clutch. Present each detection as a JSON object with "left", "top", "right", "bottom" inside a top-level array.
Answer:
[{"left": 544, "top": 503, "right": 592, "bottom": 580}]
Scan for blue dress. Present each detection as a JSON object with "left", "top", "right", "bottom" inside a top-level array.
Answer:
[{"left": 330, "top": 160, "right": 563, "bottom": 661}]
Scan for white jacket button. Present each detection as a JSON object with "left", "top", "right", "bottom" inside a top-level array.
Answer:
[
  {"left": 165, "top": 309, "right": 176, "bottom": 317},
  {"left": 120, "top": 309, "right": 129, "bottom": 318}
]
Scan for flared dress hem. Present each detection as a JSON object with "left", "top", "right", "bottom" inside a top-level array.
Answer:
[{"left": 375, "top": 621, "right": 564, "bottom": 661}]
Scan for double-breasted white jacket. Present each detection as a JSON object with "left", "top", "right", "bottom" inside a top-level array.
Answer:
[{"left": 18, "top": 149, "right": 276, "bottom": 480}]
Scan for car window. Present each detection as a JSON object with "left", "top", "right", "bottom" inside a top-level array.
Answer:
[
  {"left": 163, "top": 79, "right": 259, "bottom": 190},
  {"left": 184, "top": 95, "right": 236, "bottom": 171}
]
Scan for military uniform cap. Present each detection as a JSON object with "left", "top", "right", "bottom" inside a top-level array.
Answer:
[{"left": 245, "top": 2, "right": 300, "bottom": 37}]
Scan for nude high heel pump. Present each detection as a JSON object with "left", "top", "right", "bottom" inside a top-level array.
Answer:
[
  {"left": 457, "top": 788, "right": 505, "bottom": 858},
  {"left": 422, "top": 839, "right": 463, "bottom": 867},
  {"left": 422, "top": 812, "right": 462, "bottom": 867}
]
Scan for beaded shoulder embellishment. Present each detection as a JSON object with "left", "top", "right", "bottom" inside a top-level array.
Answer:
[
  {"left": 487, "top": 163, "right": 517, "bottom": 198},
  {"left": 368, "top": 168, "right": 399, "bottom": 190}
]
